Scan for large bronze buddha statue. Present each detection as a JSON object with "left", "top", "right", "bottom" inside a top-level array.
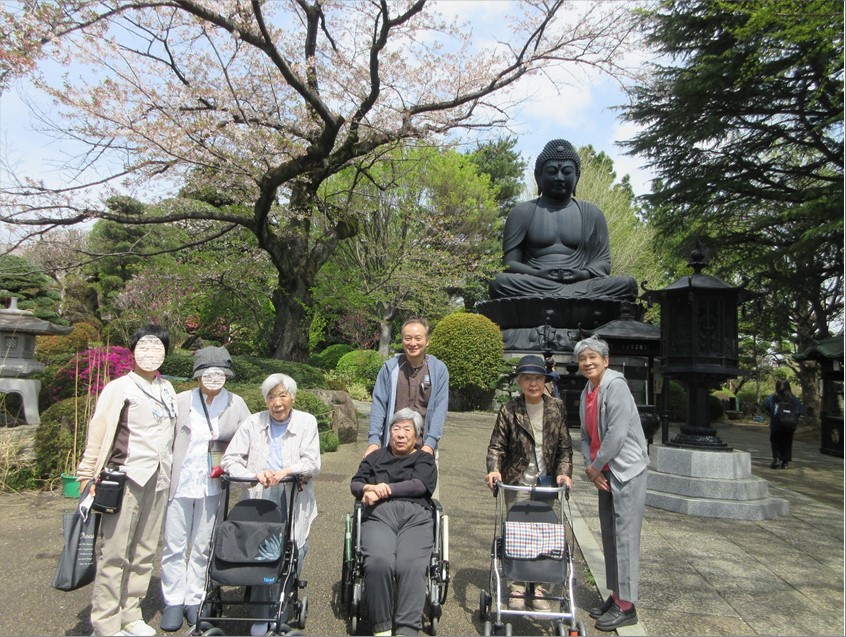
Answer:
[{"left": 479, "top": 139, "right": 637, "bottom": 351}]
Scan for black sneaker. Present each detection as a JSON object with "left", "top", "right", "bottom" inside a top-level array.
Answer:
[{"left": 770, "top": 459, "right": 780, "bottom": 469}]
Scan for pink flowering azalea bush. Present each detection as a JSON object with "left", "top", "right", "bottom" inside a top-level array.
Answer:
[{"left": 52, "top": 346, "right": 135, "bottom": 401}]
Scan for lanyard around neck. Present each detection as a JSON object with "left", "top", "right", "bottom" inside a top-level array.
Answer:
[{"left": 131, "top": 376, "right": 175, "bottom": 419}]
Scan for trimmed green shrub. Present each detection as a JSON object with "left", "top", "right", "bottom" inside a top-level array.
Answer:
[
  {"left": 736, "top": 388, "right": 764, "bottom": 416},
  {"left": 159, "top": 351, "right": 329, "bottom": 388},
  {"left": 428, "top": 312, "right": 503, "bottom": 411},
  {"left": 159, "top": 350, "right": 195, "bottom": 379},
  {"left": 320, "top": 430, "right": 340, "bottom": 453},
  {"left": 708, "top": 394, "right": 724, "bottom": 422},
  {"left": 336, "top": 350, "right": 385, "bottom": 393},
  {"left": 231, "top": 355, "right": 328, "bottom": 389},
  {"left": 325, "top": 371, "right": 371, "bottom": 401},
  {"left": 312, "top": 344, "right": 355, "bottom": 370},
  {"left": 223, "top": 383, "right": 332, "bottom": 432}
]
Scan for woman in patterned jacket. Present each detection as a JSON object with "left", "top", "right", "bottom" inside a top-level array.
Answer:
[{"left": 485, "top": 354, "right": 572, "bottom": 612}]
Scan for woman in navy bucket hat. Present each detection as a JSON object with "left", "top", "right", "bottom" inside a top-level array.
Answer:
[{"left": 485, "top": 354, "right": 572, "bottom": 611}]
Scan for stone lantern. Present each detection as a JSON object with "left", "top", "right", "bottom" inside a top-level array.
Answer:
[
  {"left": 0, "top": 297, "right": 72, "bottom": 425},
  {"left": 642, "top": 243, "right": 755, "bottom": 450}
]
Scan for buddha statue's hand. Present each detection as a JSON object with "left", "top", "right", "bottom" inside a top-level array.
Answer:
[{"left": 539, "top": 267, "right": 583, "bottom": 283}]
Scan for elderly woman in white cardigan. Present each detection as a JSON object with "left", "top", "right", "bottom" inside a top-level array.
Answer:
[{"left": 221, "top": 373, "right": 320, "bottom": 636}]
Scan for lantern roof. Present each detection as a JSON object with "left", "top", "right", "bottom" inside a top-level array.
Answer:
[
  {"left": 579, "top": 302, "right": 660, "bottom": 342},
  {"left": 642, "top": 241, "right": 759, "bottom": 301},
  {"left": 0, "top": 298, "right": 73, "bottom": 335}
]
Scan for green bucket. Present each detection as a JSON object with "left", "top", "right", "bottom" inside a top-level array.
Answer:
[{"left": 61, "top": 473, "right": 81, "bottom": 499}]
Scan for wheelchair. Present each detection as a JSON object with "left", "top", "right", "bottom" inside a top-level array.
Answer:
[{"left": 340, "top": 499, "right": 450, "bottom": 635}]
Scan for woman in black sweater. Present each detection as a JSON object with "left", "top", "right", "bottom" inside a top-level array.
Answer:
[{"left": 350, "top": 407, "right": 437, "bottom": 637}]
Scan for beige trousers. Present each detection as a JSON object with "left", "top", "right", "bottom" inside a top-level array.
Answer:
[{"left": 90, "top": 472, "right": 167, "bottom": 636}]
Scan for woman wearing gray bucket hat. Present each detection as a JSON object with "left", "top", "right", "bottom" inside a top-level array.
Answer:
[
  {"left": 485, "top": 354, "right": 573, "bottom": 612},
  {"left": 160, "top": 346, "right": 251, "bottom": 632}
]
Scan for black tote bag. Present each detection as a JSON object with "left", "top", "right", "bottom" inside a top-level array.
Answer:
[{"left": 52, "top": 485, "right": 101, "bottom": 591}]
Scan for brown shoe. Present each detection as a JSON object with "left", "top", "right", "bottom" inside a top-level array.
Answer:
[{"left": 531, "top": 586, "right": 553, "bottom": 612}]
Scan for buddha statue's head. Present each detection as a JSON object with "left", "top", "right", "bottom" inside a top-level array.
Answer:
[{"left": 534, "top": 139, "right": 581, "bottom": 198}]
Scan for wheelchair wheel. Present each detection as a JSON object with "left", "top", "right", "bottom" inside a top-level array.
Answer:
[
  {"left": 482, "top": 620, "right": 492, "bottom": 636},
  {"left": 341, "top": 513, "right": 354, "bottom": 606},
  {"left": 200, "top": 628, "right": 225, "bottom": 636},
  {"left": 429, "top": 615, "right": 438, "bottom": 636}
]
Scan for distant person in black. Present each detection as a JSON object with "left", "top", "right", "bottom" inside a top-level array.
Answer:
[
  {"left": 351, "top": 408, "right": 437, "bottom": 637},
  {"left": 764, "top": 379, "right": 804, "bottom": 469}
]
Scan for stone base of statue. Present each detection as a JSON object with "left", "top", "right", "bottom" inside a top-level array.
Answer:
[{"left": 477, "top": 295, "right": 628, "bottom": 352}]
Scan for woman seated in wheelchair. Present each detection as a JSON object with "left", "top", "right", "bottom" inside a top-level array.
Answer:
[{"left": 350, "top": 408, "right": 437, "bottom": 636}]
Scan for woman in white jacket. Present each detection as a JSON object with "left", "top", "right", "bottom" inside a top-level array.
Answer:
[
  {"left": 160, "top": 347, "right": 251, "bottom": 632},
  {"left": 221, "top": 372, "right": 321, "bottom": 636}
]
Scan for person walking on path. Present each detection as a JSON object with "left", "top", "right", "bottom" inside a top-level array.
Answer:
[
  {"left": 764, "top": 379, "right": 804, "bottom": 469},
  {"left": 159, "top": 347, "right": 251, "bottom": 632},
  {"left": 485, "top": 354, "right": 572, "bottom": 611},
  {"left": 367, "top": 318, "right": 449, "bottom": 499},
  {"left": 77, "top": 325, "right": 177, "bottom": 637},
  {"left": 576, "top": 336, "right": 648, "bottom": 632}
]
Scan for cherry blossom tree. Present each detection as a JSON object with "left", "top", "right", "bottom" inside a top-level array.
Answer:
[{"left": 0, "top": 0, "right": 639, "bottom": 360}]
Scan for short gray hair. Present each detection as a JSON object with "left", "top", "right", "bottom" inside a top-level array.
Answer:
[
  {"left": 389, "top": 408, "right": 424, "bottom": 437},
  {"left": 260, "top": 373, "right": 298, "bottom": 400},
  {"left": 574, "top": 336, "right": 610, "bottom": 360}
]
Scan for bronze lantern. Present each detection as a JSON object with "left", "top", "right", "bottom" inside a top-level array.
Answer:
[{"left": 642, "top": 244, "right": 757, "bottom": 450}]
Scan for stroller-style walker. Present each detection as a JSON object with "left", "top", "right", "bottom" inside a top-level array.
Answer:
[
  {"left": 192, "top": 475, "right": 307, "bottom": 636},
  {"left": 479, "top": 482, "right": 585, "bottom": 636}
]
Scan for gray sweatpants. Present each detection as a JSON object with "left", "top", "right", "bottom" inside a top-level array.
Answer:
[
  {"left": 361, "top": 500, "right": 433, "bottom": 634},
  {"left": 598, "top": 468, "right": 647, "bottom": 603}
]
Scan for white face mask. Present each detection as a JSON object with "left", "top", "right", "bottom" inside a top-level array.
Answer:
[
  {"left": 201, "top": 368, "right": 227, "bottom": 391},
  {"left": 134, "top": 335, "right": 166, "bottom": 372}
]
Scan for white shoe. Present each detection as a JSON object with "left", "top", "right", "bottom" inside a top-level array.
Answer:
[
  {"left": 250, "top": 621, "right": 276, "bottom": 636},
  {"left": 121, "top": 620, "right": 157, "bottom": 636}
]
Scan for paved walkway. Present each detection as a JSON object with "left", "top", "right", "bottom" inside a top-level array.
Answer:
[{"left": 570, "top": 421, "right": 844, "bottom": 637}]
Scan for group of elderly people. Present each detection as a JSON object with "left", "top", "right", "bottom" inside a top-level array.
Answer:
[{"left": 77, "top": 324, "right": 643, "bottom": 637}]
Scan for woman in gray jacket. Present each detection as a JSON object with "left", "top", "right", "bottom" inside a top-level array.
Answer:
[
  {"left": 160, "top": 347, "right": 251, "bottom": 632},
  {"left": 576, "top": 336, "right": 648, "bottom": 632}
]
